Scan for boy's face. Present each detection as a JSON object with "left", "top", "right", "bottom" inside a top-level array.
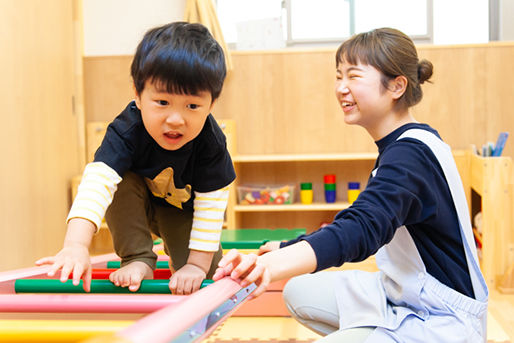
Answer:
[{"left": 135, "top": 80, "right": 214, "bottom": 150}]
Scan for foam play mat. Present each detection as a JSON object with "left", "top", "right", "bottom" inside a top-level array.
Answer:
[{"left": 204, "top": 313, "right": 511, "bottom": 343}]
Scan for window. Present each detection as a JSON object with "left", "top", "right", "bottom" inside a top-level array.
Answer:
[
  {"left": 216, "top": 0, "right": 432, "bottom": 49},
  {"left": 216, "top": 0, "right": 285, "bottom": 46},
  {"left": 352, "top": 0, "right": 431, "bottom": 40},
  {"left": 287, "top": 0, "right": 351, "bottom": 42}
]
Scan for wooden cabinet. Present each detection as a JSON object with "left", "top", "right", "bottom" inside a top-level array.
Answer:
[
  {"left": 224, "top": 152, "right": 379, "bottom": 273},
  {"left": 226, "top": 153, "right": 376, "bottom": 233},
  {"left": 465, "top": 152, "right": 513, "bottom": 290}
]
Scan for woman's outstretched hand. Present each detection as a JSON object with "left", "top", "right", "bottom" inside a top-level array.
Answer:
[
  {"left": 212, "top": 249, "right": 271, "bottom": 299},
  {"left": 258, "top": 241, "right": 281, "bottom": 255}
]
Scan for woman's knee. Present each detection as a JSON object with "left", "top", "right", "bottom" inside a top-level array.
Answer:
[
  {"left": 283, "top": 274, "right": 314, "bottom": 310},
  {"left": 282, "top": 272, "right": 340, "bottom": 333},
  {"left": 283, "top": 272, "right": 338, "bottom": 310}
]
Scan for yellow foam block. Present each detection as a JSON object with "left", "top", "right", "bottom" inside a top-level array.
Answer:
[{"left": 0, "top": 319, "right": 132, "bottom": 342}]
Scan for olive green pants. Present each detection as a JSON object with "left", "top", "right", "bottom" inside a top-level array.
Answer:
[{"left": 104, "top": 171, "right": 223, "bottom": 278}]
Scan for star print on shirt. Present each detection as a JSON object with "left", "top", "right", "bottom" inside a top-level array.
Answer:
[{"left": 144, "top": 167, "right": 191, "bottom": 209}]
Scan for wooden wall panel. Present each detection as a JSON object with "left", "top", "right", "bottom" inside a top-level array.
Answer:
[
  {"left": 483, "top": 45, "right": 514, "bottom": 158},
  {"left": 0, "top": 0, "right": 80, "bottom": 270},
  {"left": 215, "top": 50, "right": 376, "bottom": 154},
  {"left": 83, "top": 43, "right": 514, "bottom": 158},
  {"left": 83, "top": 56, "right": 133, "bottom": 122},
  {"left": 413, "top": 45, "right": 488, "bottom": 151}
]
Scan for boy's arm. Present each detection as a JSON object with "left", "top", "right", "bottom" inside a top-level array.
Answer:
[
  {"left": 169, "top": 186, "right": 229, "bottom": 295},
  {"left": 35, "top": 217, "right": 96, "bottom": 292},
  {"left": 188, "top": 186, "right": 230, "bottom": 251},
  {"left": 186, "top": 249, "right": 215, "bottom": 273},
  {"left": 36, "top": 162, "right": 122, "bottom": 292},
  {"left": 66, "top": 162, "right": 122, "bottom": 231},
  {"left": 63, "top": 217, "right": 96, "bottom": 248}
]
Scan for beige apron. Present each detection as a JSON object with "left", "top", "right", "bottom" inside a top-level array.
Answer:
[{"left": 334, "top": 129, "right": 488, "bottom": 342}]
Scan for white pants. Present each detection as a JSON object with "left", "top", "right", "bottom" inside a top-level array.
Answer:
[{"left": 283, "top": 272, "right": 375, "bottom": 342}]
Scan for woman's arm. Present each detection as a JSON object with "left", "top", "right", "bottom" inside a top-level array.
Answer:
[{"left": 213, "top": 240, "right": 317, "bottom": 298}]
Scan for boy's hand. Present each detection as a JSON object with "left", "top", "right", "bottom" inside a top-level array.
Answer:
[
  {"left": 213, "top": 249, "right": 271, "bottom": 299},
  {"left": 36, "top": 218, "right": 95, "bottom": 292},
  {"left": 169, "top": 263, "right": 206, "bottom": 295},
  {"left": 258, "top": 241, "right": 281, "bottom": 255},
  {"left": 35, "top": 244, "right": 92, "bottom": 292}
]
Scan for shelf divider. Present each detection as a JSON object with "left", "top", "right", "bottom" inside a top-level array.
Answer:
[
  {"left": 234, "top": 202, "right": 350, "bottom": 212},
  {"left": 233, "top": 153, "right": 378, "bottom": 163}
]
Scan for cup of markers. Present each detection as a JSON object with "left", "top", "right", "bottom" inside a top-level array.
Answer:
[{"left": 324, "top": 174, "right": 336, "bottom": 203}]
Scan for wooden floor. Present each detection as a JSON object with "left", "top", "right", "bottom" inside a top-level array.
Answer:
[
  {"left": 204, "top": 288, "right": 514, "bottom": 343},
  {"left": 489, "top": 288, "right": 514, "bottom": 342}
]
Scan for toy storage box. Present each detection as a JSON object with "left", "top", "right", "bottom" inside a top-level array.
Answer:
[{"left": 237, "top": 185, "right": 295, "bottom": 205}]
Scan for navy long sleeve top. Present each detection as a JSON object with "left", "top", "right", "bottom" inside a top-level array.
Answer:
[{"left": 281, "top": 123, "right": 475, "bottom": 298}]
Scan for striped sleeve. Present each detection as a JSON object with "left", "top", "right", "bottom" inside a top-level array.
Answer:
[
  {"left": 189, "top": 187, "right": 230, "bottom": 252},
  {"left": 67, "top": 162, "right": 122, "bottom": 232}
]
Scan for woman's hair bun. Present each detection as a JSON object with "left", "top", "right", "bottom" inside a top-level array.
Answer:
[{"left": 418, "top": 59, "right": 433, "bottom": 84}]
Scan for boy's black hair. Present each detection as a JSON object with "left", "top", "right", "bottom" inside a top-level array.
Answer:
[{"left": 131, "top": 22, "right": 226, "bottom": 101}]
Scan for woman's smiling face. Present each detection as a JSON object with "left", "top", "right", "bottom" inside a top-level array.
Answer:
[{"left": 335, "top": 60, "right": 396, "bottom": 132}]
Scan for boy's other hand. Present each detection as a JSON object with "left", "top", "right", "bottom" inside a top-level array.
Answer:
[
  {"left": 169, "top": 263, "right": 206, "bottom": 295},
  {"left": 258, "top": 241, "right": 281, "bottom": 255},
  {"left": 212, "top": 249, "right": 270, "bottom": 299},
  {"left": 35, "top": 244, "right": 92, "bottom": 292}
]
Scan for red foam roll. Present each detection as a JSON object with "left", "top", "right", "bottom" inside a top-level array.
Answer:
[{"left": 77, "top": 268, "right": 172, "bottom": 280}]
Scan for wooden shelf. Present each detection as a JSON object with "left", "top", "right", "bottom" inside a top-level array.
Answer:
[
  {"left": 227, "top": 147, "right": 375, "bottom": 230},
  {"left": 466, "top": 152, "right": 513, "bottom": 290},
  {"left": 234, "top": 202, "right": 350, "bottom": 212},
  {"left": 233, "top": 153, "right": 378, "bottom": 163}
]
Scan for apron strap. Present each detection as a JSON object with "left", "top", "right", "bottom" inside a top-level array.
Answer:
[{"left": 398, "top": 129, "right": 488, "bottom": 301}]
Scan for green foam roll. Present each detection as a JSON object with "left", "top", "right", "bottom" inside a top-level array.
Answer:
[
  {"left": 220, "top": 228, "right": 306, "bottom": 249},
  {"left": 106, "top": 261, "right": 170, "bottom": 269},
  {"left": 14, "top": 279, "right": 213, "bottom": 294}
]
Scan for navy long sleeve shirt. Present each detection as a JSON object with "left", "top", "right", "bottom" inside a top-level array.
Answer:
[{"left": 281, "top": 123, "right": 475, "bottom": 298}]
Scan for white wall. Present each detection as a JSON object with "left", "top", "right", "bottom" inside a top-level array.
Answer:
[
  {"left": 83, "top": 0, "right": 185, "bottom": 56},
  {"left": 500, "top": 0, "right": 514, "bottom": 41},
  {"left": 432, "top": 0, "right": 489, "bottom": 45},
  {"left": 83, "top": 0, "right": 501, "bottom": 56}
]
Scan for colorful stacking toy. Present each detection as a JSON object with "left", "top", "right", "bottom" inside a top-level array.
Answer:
[{"left": 324, "top": 174, "right": 336, "bottom": 203}]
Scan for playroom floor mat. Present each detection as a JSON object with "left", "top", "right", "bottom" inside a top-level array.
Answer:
[
  {"left": 204, "top": 312, "right": 511, "bottom": 343},
  {"left": 204, "top": 317, "right": 320, "bottom": 343}
]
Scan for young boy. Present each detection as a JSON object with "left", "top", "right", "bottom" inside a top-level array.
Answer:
[{"left": 36, "top": 22, "right": 235, "bottom": 295}]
